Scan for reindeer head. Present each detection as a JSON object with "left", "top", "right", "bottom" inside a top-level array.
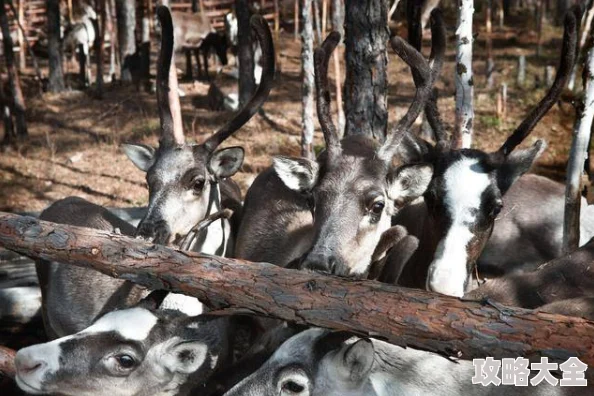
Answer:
[
  {"left": 123, "top": 7, "right": 274, "bottom": 247},
  {"left": 225, "top": 329, "right": 376, "bottom": 396},
  {"left": 14, "top": 291, "right": 229, "bottom": 396},
  {"left": 400, "top": 7, "right": 580, "bottom": 297},
  {"left": 274, "top": 12, "right": 446, "bottom": 277}
]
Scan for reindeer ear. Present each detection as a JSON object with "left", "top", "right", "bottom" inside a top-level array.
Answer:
[
  {"left": 163, "top": 340, "right": 209, "bottom": 374},
  {"left": 273, "top": 156, "right": 319, "bottom": 192},
  {"left": 209, "top": 147, "right": 245, "bottom": 179},
  {"left": 496, "top": 139, "right": 546, "bottom": 194},
  {"left": 387, "top": 163, "right": 433, "bottom": 205},
  {"left": 341, "top": 338, "right": 374, "bottom": 383},
  {"left": 122, "top": 143, "right": 156, "bottom": 172}
]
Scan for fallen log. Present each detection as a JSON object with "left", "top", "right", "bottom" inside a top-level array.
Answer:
[
  {"left": 0, "top": 346, "right": 16, "bottom": 379},
  {"left": 0, "top": 212, "right": 593, "bottom": 365}
]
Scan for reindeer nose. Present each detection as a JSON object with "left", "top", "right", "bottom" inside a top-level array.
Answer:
[
  {"left": 300, "top": 253, "right": 338, "bottom": 274},
  {"left": 136, "top": 220, "right": 172, "bottom": 245},
  {"left": 15, "top": 350, "right": 47, "bottom": 375}
]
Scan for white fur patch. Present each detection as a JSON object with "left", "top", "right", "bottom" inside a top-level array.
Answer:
[
  {"left": 82, "top": 307, "right": 158, "bottom": 341},
  {"left": 427, "top": 158, "right": 491, "bottom": 297}
]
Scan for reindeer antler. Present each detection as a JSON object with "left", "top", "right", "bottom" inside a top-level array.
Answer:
[
  {"left": 314, "top": 32, "right": 342, "bottom": 161},
  {"left": 425, "top": 9, "right": 447, "bottom": 146},
  {"left": 203, "top": 15, "right": 276, "bottom": 153},
  {"left": 378, "top": 37, "right": 432, "bottom": 162},
  {"left": 156, "top": 6, "right": 185, "bottom": 147},
  {"left": 498, "top": 5, "right": 580, "bottom": 156}
]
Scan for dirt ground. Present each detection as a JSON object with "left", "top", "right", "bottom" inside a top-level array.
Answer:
[{"left": 0, "top": 12, "right": 579, "bottom": 213}]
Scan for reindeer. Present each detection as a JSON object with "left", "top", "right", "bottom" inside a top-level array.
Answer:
[
  {"left": 392, "top": 6, "right": 594, "bottom": 297},
  {"left": 225, "top": 328, "right": 583, "bottom": 396},
  {"left": 234, "top": 11, "right": 447, "bottom": 278},
  {"left": 62, "top": 3, "right": 97, "bottom": 87},
  {"left": 171, "top": 11, "right": 229, "bottom": 80},
  {"left": 14, "top": 290, "right": 231, "bottom": 396},
  {"left": 35, "top": 7, "right": 275, "bottom": 339}
]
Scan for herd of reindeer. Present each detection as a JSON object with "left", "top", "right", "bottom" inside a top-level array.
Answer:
[{"left": 4, "top": 3, "right": 594, "bottom": 396}]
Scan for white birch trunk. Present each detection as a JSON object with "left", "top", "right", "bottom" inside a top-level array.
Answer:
[
  {"left": 563, "top": 45, "right": 594, "bottom": 253},
  {"left": 454, "top": 0, "right": 474, "bottom": 149},
  {"left": 301, "top": 0, "right": 315, "bottom": 159}
]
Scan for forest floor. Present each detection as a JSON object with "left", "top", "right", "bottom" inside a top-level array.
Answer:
[{"left": 0, "top": 11, "right": 581, "bottom": 212}]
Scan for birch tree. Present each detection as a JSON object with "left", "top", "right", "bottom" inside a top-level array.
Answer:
[
  {"left": 454, "top": 0, "right": 474, "bottom": 149},
  {"left": 301, "top": 0, "right": 315, "bottom": 158},
  {"left": 563, "top": 41, "right": 594, "bottom": 253},
  {"left": 332, "top": 0, "right": 344, "bottom": 136}
]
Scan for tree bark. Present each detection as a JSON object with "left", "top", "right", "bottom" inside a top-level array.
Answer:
[
  {"left": 0, "top": 0, "right": 27, "bottom": 138},
  {"left": 332, "top": 0, "right": 344, "bottom": 136},
  {"left": 0, "top": 346, "right": 16, "bottom": 380},
  {"left": 140, "top": 0, "right": 151, "bottom": 92},
  {"left": 344, "top": 0, "right": 389, "bottom": 141},
  {"left": 1, "top": 212, "right": 594, "bottom": 365},
  {"left": 486, "top": 0, "right": 494, "bottom": 88},
  {"left": 563, "top": 43, "right": 594, "bottom": 254},
  {"left": 236, "top": 0, "right": 256, "bottom": 106},
  {"left": 453, "top": 0, "right": 474, "bottom": 149},
  {"left": 115, "top": 0, "right": 136, "bottom": 83},
  {"left": 47, "top": 0, "right": 65, "bottom": 92},
  {"left": 568, "top": 0, "right": 594, "bottom": 91},
  {"left": 301, "top": 0, "right": 315, "bottom": 159},
  {"left": 95, "top": 0, "right": 106, "bottom": 97}
]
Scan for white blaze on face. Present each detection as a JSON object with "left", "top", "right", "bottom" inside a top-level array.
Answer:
[
  {"left": 82, "top": 307, "right": 158, "bottom": 341},
  {"left": 427, "top": 157, "right": 491, "bottom": 297}
]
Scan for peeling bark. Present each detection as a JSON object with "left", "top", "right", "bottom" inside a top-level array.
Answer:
[
  {"left": 453, "top": 0, "right": 474, "bottom": 149},
  {"left": 0, "top": 212, "right": 593, "bottom": 365}
]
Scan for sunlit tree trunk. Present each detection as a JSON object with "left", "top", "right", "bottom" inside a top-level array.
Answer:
[
  {"left": 453, "top": 0, "right": 474, "bottom": 149},
  {"left": 115, "top": 0, "right": 136, "bottom": 82},
  {"left": 301, "top": 0, "right": 315, "bottom": 158},
  {"left": 47, "top": 0, "right": 65, "bottom": 92}
]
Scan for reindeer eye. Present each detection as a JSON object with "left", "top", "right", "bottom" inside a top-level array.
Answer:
[
  {"left": 369, "top": 200, "right": 385, "bottom": 216},
  {"left": 116, "top": 354, "right": 136, "bottom": 369},
  {"left": 282, "top": 380, "right": 305, "bottom": 393},
  {"left": 192, "top": 179, "right": 205, "bottom": 193},
  {"left": 490, "top": 202, "right": 503, "bottom": 218}
]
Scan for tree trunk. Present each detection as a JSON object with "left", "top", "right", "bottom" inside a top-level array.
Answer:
[
  {"left": 301, "top": 0, "right": 315, "bottom": 159},
  {"left": 140, "top": 0, "right": 151, "bottom": 92},
  {"left": 107, "top": 0, "right": 117, "bottom": 80},
  {"left": 332, "top": 0, "right": 344, "bottom": 136},
  {"left": 0, "top": 0, "right": 27, "bottom": 138},
  {"left": 453, "top": 0, "right": 474, "bottom": 149},
  {"left": 115, "top": 0, "right": 136, "bottom": 83},
  {"left": 0, "top": 346, "right": 16, "bottom": 379},
  {"left": 95, "top": 0, "right": 106, "bottom": 97},
  {"left": 568, "top": 1, "right": 594, "bottom": 91},
  {"left": 344, "top": 0, "right": 389, "bottom": 141},
  {"left": 312, "top": 0, "right": 322, "bottom": 43},
  {"left": 563, "top": 43, "right": 594, "bottom": 254},
  {"left": 236, "top": 0, "right": 256, "bottom": 106},
  {"left": 0, "top": 78, "right": 15, "bottom": 145},
  {"left": 486, "top": 0, "right": 494, "bottom": 88},
  {"left": 46, "top": 0, "right": 65, "bottom": 92},
  {"left": 1, "top": 212, "right": 594, "bottom": 366}
]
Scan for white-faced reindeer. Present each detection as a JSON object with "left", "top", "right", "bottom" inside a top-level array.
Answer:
[
  {"left": 235, "top": 12, "right": 447, "bottom": 277},
  {"left": 393, "top": 7, "right": 594, "bottom": 297},
  {"left": 224, "top": 328, "right": 582, "bottom": 396},
  {"left": 15, "top": 290, "right": 231, "bottom": 396},
  {"left": 62, "top": 3, "right": 97, "bottom": 87},
  {"left": 171, "top": 11, "right": 229, "bottom": 80},
  {"left": 36, "top": 8, "right": 275, "bottom": 339}
]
